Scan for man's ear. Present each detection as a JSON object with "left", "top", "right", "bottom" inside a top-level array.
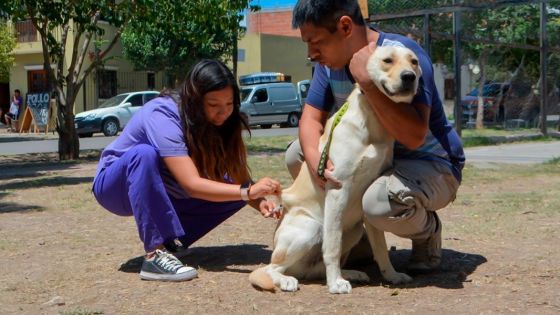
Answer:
[{"left": 338, "top": 16, "right": 353, "bottom": 36}]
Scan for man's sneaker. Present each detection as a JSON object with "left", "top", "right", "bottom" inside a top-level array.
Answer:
[
  {"left": 140, "top": 249, "right": 198, "bottom": 281},
  {"left": 408, "top": 212, "right": 442, "bottom": 272}
]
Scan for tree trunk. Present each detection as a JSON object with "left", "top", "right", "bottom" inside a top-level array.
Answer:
[
  {"left": 57, "top": 92, "right": 80, "bottom": 160},
  {"left": 476, "top": 49, "right": 487, "bottom": 129}
]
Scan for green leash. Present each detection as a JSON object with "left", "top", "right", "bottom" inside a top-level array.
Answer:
[{"left": 317, "top": 101, "right": 349, "bottom": 180}]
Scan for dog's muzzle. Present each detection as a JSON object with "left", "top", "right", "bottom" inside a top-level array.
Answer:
[{"left": 400, "top": 71, "right": 417, "bottom": 90}]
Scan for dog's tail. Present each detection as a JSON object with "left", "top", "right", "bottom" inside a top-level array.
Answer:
[{"left": 248, "top": 266, "right": 275, "bottom": 292}]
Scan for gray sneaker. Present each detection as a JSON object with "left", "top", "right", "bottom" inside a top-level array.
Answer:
[
  {"left": 140, "top": 249, "right": 198, "bottom": 281},
  {"left": 408, "top": 212, "right": 442, "bottom": 272}
]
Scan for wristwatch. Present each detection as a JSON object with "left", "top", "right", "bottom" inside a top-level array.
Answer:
[{"left": 240, "top": 181, "right": 252, "bottom": 201}]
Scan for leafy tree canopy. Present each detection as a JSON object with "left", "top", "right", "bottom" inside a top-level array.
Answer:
[
  {"left": 0, "top": 0, "right": 150, "bottom": 160},
  {"left": 0, "top": 22, "right": 16, "bottom": 83},
  {"left": 121, "top": 0, "right": 257, "bottom": 79}
]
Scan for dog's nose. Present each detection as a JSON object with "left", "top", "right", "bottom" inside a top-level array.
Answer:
[{"left": 401, "top": 71, "right": 416, "bottom": 84}]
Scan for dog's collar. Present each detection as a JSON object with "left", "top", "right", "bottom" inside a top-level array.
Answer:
[{"left": 317, "top": 101, "right": 349, "bottom": 181}]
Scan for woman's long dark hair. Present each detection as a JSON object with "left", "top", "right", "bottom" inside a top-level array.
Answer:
[{"left": 176, "top": 59, "right": 251, "bottom": 184}]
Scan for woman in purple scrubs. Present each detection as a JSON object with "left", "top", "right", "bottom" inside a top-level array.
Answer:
[{"left": 93, "top": 59, "right": 281, "bottom": 282}]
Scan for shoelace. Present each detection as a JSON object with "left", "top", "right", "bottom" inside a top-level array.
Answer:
[{"left": 154, "top": 250, "right": 184, "bottom": 272}]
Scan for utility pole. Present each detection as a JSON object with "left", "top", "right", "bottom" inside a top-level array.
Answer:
[
  {"left": 540, "top": 1, "right": 548, "bottom": 135},
  {"left": 453, "top": 0, "right": 462, "bottom": 135}
]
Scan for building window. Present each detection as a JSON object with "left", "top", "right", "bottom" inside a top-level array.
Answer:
[
  {"left": 237, "top": 49, "right": 246, "bottom": 62},
  {"left": 15, "top": 20, "right": 37, "bottom": 42},
  {"left": 147, "top": 73, "right": 155, "bottom": 90},
  {"left": 27, "top": 70, "right": 49, "bottom": 93},
  {"left": 98, "top": 70, "right": 117, "bottom": 99}
]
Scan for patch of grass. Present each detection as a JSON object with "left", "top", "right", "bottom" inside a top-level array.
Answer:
[
  {"left": 461, "top": 128, "right": 540, "bottom": 137},
  {"left": 244, "top": 135, "right": 296, "bottom": 154},
  {"left": 460, "top": 127, "right": 558, "bottom": 147},
  {"left": 545, "top": 157, "right": 560, "bottom": 165},
  {"left": 248, "top": 154, "right": 293, "bottom": 187},
  {"left": 59, "top": 308, "right": 104, "bottom": 315}
]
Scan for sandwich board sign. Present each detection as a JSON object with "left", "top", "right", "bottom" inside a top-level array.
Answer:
[{"left": 20, "top": 92, "right": 51, "bottom": 133}]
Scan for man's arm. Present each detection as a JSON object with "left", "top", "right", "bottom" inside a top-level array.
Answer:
[
  {"left": 349, "top": 44, "right": 429, "bottom": 150},
  {"left": 299, "top": 104, "right": 329, "bottom": 184}
]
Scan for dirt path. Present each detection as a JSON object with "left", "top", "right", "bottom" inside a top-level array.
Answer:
[{"left": 0, "top": 153, "right": 558, "bottom": 314}]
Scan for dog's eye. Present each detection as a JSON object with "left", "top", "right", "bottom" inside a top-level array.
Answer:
[
  {"left": 383, "top": 58, "right": 393, "bottom": 64},
  {"left": 411, "top": 59, "right": 419, "bottom": 66}
]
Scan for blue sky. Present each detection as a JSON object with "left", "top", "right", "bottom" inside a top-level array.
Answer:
[
  {"left": 251, "top": 0, "right": 297, "bottom": 9},
  {"left": 241, "top": 0, "right": 296, "bottom": 26}
]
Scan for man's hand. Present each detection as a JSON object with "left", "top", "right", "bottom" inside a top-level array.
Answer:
[
  {"left": 349, "top": 42, "right": 376, "bottom": 91},
  {"left": 308, "top": 154, "right": 342, "bottom": 190}
]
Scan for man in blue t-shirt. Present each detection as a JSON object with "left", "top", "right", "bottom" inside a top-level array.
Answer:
[{"left": 287, "top": 0, "right": 465, "bottom": 272}]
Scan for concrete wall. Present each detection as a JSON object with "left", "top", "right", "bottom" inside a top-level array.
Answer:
[
  {"left": 237, "top": 33, "right": 263, "bottom": 77},
  {"left": 236, "top": 33, "right": 312, "bottom": 84},
  {"left": 260, "top": 34, "right": 312, "bottom": 83}
]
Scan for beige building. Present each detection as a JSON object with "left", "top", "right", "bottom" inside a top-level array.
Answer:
[
  {"left": 9, "top": 19, "right": 165, "bottom": 114},
  {"left": 236, "top": 32, "right": 313, "bottom": 84}
]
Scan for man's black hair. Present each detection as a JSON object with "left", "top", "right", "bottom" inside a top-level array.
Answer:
[{"left": 292, "top": 0, "right": 365, "bottom": 33}]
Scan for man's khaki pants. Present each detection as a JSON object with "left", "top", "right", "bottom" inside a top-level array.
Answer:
[{"left": 285, "top": 139, "right": 459, "bottom": 241}]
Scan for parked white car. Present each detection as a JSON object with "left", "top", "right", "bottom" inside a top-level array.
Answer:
[{"left": 74, "top": 91, "right": 159, "bottom": 137}]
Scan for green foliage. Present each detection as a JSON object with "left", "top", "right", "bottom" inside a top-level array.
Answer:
[
  {"left": 121, "top": 0, "right": 255, "bottom": 79},
  {"left": 0, "top": 0, "right": 150, "bottom": 159},
  {"left": 0, "top": 22, "right": 16, "bottom": 83}
]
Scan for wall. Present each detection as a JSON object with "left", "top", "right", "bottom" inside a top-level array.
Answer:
[
  {"left": 236, "top": 33, "right": 312, "bottom": 84},
  {"left": 236, "top": 33, "right": 263, "bottom": 77},
  {"left": 247, "top": 9, "right": 299, "bottom": 37},
  {"left": 260, "top": 34, "right": 312, "bottom": 84}
]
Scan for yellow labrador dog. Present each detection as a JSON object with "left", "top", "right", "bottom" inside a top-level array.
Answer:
[{"left": 250, "top": 45, "right": 422, "bottom": 294}]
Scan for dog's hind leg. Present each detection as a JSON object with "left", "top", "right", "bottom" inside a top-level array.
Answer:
[
  {"left": 267, "top": 216, "right": 323, "bottom": 292},
  {"left": 364, "top": 223, "right": 413, "bottom": 284}
]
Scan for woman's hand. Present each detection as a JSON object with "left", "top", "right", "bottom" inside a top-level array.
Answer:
[
  {"left": 257, "top": 198, "right": 281, "bottom": 219},
  {"left": 249, "top": 177, "right": 281, "bottom": 200}
]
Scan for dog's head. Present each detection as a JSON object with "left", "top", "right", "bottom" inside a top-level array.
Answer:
[{"left": 366, "top": 45, "right": 422, "bottom": 104}]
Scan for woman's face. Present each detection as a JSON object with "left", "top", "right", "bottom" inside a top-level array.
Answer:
[{"left": 203, "top": 86, "right": 234, "bottom": 126}]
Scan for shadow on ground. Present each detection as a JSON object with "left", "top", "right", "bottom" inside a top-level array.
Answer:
[
  {"left": 119, "top": 244, "right": 272, "bottom": 274},
  {"left": 0, "top": 135, "right": 54, "bottom": 143},
  {"left": 343, "top": 248, "right": 488, "bottom": 290},
  {"left": 0, "top": 201, "right": 45, "bottom": 213},
  {"left": 0, "top": 150, "right": 100, "bottom": 180},
  {"left": 0, "top": 176, "right": 93, "bottom": 190},
  {"left": 118, "top": 245, "right": 485, "bottom": 290}
]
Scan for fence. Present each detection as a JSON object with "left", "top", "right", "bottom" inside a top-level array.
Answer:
[{"left": 367, "top": 0, "right": 560, "bottom": 135}]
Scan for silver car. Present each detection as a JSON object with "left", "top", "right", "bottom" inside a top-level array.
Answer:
[
  {"left": 74, "top": 91, "right": 159, "bottom": 137},
  {"left": 239, "top": 80, "right": 310, "bottom": 129}
]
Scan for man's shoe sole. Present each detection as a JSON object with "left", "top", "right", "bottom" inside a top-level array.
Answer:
[{"left": 139, "top": 269, "right": 198, "bottom": 282}]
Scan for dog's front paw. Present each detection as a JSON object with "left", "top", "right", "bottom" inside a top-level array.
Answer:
[
  {"left": 384, "top": 272, "right": 413, "bottom": 284},
  {"left": 328, "top": 278, "right": 352, "bottom": 294},
  {"left": 279, "top": 275, "right": 299, "bottom": 292}
]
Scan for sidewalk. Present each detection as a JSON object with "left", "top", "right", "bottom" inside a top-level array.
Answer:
[{"left": 0, "top": 123, "right": 59, "bottom": 143}]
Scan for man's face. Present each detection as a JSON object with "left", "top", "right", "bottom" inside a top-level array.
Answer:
[{"left": 300, "top": 22, "right": 349, "bottom": 70}]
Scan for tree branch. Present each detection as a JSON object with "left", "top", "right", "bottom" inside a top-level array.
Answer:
[
  {"left": 76, "top": 30, "right": 121, "bottom": 87},
  {"left": 72, "top": 11, "right": 101, "bottom": 86}
]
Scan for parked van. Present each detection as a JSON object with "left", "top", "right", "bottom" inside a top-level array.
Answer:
[{"left": 239, "top": 74, "right": 310, "bottom": 129}]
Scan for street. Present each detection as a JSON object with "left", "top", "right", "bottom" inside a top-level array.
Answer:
[
  {"left": 0, "top": 127, "right": 299, "bottom": 155},
  {"left": 1, "top": 128, "right": 559, "bottom": 166}
]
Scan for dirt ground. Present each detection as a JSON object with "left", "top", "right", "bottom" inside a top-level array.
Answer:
[{"left": 0, "top": 151, "right": 559, "bottom": 315}]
